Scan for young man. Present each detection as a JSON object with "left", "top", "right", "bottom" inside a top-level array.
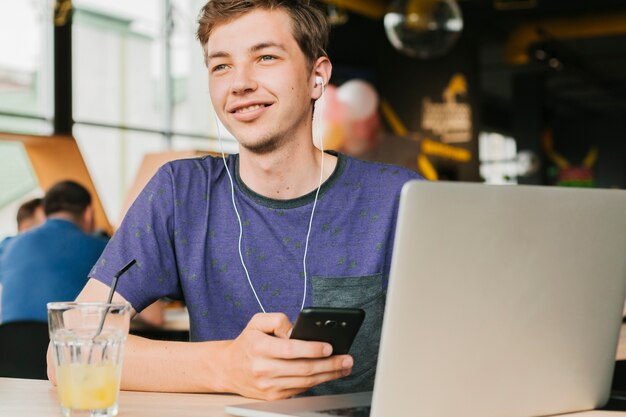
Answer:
[{"left": 48, "top": 0, "right": 421, "bottom": 400}]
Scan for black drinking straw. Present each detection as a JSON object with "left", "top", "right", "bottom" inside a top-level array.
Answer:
[
  {"left": 88, "top": 259, "right": 137, "bottom": 363},
  {"left": 106, "top": 259, "right": 137, "bottom": 303}
]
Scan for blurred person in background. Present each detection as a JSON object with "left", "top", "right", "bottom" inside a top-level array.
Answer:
[
  {"left": 16, "top": 198, "right": 46, "bottom": 233},
  {"left": 0, "top": 197, "right": 45, "bottom": 259},
  {"left": 0, "top": 197, "right": 46, "bottom": 321},
  {"left": 0, "top": 181, "right": 107, "bottom": 324}
]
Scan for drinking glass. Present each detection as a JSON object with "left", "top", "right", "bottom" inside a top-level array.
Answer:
[{"left": 48, "top": 302, "right": 131, "bottom": 417}]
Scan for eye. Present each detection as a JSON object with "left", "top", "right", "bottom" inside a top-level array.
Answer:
[
  {"left": 212, "top": 63, "right": 229, "bottom": 73},
  {"left": 260, "top": 55, "right": 276, "bottom": 62}
]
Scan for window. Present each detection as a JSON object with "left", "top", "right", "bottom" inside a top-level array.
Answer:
[
  {"left": 0, "top": 1, "right": 236, "bottom": 226},
  {"left": 72, "top": 0, "right": 234, "bottom": 223},
  {"left": 73, "top": 1, "right": 164, "bottom": 129},
  {"left": 0, "top": 141, "right": 41, "bottom": 238},
  {"left": 0, "top": 1, "right": 53, "bottom": 134},
  {"left": 171, "top": 0, "right": 213, "bottom": 137}
]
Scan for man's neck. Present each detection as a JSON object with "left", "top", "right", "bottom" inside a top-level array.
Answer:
[
  {"left": 47, "top": 212, "right": 82, "bottom": 229},
  {"left": 238, "top": 140, "right": 337, "bottom": 200}
]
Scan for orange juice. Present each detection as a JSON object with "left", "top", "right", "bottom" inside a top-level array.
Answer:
[{"left": 57, "top": 363, "right": 121, "bottom": 410}]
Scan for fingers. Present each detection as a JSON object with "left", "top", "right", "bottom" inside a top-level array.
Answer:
[
  {"left": 277, "top": 368, "right": 352, "bottom": 390},
  {"left": 253, "top": 368, "right": 353, "bottom": 401},
  {"left": 256, "top": 336, "right": 332, "bottom": 359},
  {"left": 231, "top": 313, "right": 355, "bottom": 401},
  {"left": 278, "top": 355, "right": 354, "bottom": 378},
  {"left": 245, "top": 313, "right": 333, "bottom": 359},
  {"left": 247, "top": 312, "right": 292, "bottom": 339},
  {"left": 248, "top": 354, "right": 353, "bottom": 380},
  {"left": 246, "top": 359, "right": 353, "bottom": 401}
]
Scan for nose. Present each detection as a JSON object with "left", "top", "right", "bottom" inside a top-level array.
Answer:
[{"left": 230, "top": 65, "right": 257, "bottom": 95}]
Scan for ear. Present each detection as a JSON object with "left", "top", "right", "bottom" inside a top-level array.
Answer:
[
  {"left": 82, "top": 205, "right": 95, "bottom": 234},
  {"left": 311, "top": 56, "right": 332, "bottom": 100}
]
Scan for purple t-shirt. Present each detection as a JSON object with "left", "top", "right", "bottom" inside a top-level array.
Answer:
[{"left": 90, "top": 151, "right": 421, "bottom": 394}]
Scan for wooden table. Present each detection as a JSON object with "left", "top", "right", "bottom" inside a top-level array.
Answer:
[
  {"left": 5, "top": 323, "right": 626, "bottom": 416},
  {"left": 0, "top": 377, "right": 255, "bottom": 417},
  {"left": 2, "top": 377, "right": 626, "bottom": 417}
]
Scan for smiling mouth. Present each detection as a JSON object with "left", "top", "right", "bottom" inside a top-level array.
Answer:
[{"left": 232, "top": 104, "right": 271, "bottom": 114}]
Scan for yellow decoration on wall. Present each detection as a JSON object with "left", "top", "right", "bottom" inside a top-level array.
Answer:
[
  {"left": 421, "top": 138, "right": 471, "bottom": 162},
  {"left": 380, "top": 100, "right": 409, "bottom": 137},
  {"left": 443, "top": 74, "right": 467, "bottom": 104},
  {"left": 417, "top": 155, "right": 438, "bottom": 181}
]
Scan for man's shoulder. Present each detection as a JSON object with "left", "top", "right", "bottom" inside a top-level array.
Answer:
[
  {"left": 0, "top": 235, "right": 14, "bottom": 260},
  {"left": 80, "top": 232, "right": 109, "bottom": 250},
  {"left": 0, "top": 235, "right": 13, "bottom": 250},
  {"left": 0, "top": 229, "right": 39, "bottom": 258},
  {"left": 343, "top": 154, "right": 423, "bottom": 186},
  {"left": 125, "top": 154, "right": 232, "bottom": 215},
  {"left": 152, "top": 154, "right": 230, "bottom": 190},
  {"left": 160, "top": 154, "right": 226, "bottom": 175},
  {"left": 18, "top": 220, "right": 102, "bottom": 246}
]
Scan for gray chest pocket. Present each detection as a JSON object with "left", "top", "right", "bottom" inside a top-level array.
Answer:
[{"left": 308, "top": 273, "right": 385, "bottom": 395}]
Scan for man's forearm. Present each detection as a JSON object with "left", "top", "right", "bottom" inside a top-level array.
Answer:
[
  {"left": 48, "top": 334, "right": 232, "bottom": 393},
  {"left": 119, "top": 334, "right": 231, "bottom": 393},
  {"left": 54, "top": 279, "right": 232, "bottom": 393}
]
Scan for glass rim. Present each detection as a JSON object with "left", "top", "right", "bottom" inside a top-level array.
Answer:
[{"left": 46, "top": 301, "right": 131, "bottom": 310}]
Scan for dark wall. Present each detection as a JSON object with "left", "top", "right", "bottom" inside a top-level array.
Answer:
[
  {"left": 327, "top": 12, "right": 481, "bottom": 181},
  {"left": 328, "top": 13, "right": 383, "bottom": 84},
  {"left": 552, "top": 113, "right": 626, "bottom": 188},
  {"left": 326, "top": 6, "right": 626, "bottom": 187},
  {"left": 377, "top": 29, "right": 481, "bottom": 181}
]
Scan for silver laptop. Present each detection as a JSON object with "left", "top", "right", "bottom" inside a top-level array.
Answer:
[{"left": 226, "top": 181, "right": 626, "bottom": 417}]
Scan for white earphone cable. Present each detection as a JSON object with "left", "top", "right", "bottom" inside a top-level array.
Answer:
[
  {"left": 301, "top": 81, "right": 325, "bottom": 311},
  {"left": 216, "top": 116, "right": 267, "bottom": 312}
]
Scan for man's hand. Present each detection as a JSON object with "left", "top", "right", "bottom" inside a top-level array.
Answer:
[{"left": 218, "top": 313, "right": 354, "bottom": 400}]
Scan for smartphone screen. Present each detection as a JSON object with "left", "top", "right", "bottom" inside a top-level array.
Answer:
[{"left": 290, "top": 307, "right": 365, "bottom": 355}]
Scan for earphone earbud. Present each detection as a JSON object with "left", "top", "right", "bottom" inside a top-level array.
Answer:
[{"left": 315, "top": 76, "right": 323, "bottom": 86}]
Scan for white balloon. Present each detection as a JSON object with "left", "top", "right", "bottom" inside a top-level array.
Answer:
[{"left": 336, "top": 80, "right": 379, "bottom": 120}]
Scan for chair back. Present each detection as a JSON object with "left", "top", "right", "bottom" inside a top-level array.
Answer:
[{"left": 0, "top": 321, "right": 49, "bottom": 379}]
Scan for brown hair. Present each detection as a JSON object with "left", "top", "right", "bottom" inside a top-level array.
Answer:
[
  {"left": 196, "top": 0, "right": 329, "bottom": 71},
  {"left": 16, "top": 198, "right": 42, "bottom": 228}
]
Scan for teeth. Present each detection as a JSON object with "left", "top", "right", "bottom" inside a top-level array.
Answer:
[{"left": 236, "top": 104, "right": 264, "bottom": 113}]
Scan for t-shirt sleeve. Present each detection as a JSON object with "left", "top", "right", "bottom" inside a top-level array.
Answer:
[{"left": 89, "top": 164, "right": 182, "bottom": 312}]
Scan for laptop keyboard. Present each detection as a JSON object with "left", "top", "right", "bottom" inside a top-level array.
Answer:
[{"left": 321, "top": 406, "right": 371, "bottom": 416}]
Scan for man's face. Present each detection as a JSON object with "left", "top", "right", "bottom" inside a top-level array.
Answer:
[{"left": 206, "top": 9, "right": 315, "bottom": 154}]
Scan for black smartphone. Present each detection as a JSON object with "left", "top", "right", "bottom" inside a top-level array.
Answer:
[{"left": 290, "top": 307, "right": 365, "bottom": 355}]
